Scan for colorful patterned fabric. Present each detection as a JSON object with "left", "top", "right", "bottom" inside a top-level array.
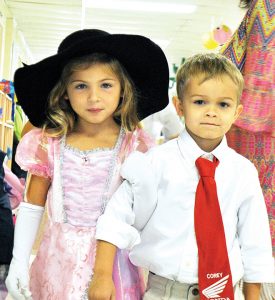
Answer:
[
  {"left": 226, "top": 125, "right": 275, "bottom": 255},
  {"left": 221, "top": 0, "right": 275, "bottom": 136}
]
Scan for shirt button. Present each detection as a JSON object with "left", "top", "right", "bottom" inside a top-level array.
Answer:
[{"left": 192, "top": 288, "right": 199, "bottom": 296}]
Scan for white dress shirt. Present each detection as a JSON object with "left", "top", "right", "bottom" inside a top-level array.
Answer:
[{"left": 96, "top": 128, "right": 274, "bottom": 284}]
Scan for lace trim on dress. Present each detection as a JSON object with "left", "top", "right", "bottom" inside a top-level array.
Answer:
[
  {"left": 59, "top": 127, "right": 125, "bottom": 223},
  {"left": 61, "top": 131, "right": 123, "bottom": 155}
]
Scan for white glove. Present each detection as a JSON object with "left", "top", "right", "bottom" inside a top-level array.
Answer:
[{"left": 6, "top": 202, "right": 44, "bottom": 300}]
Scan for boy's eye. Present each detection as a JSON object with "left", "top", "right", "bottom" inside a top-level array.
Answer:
[
  {"left": 220, "top": 102, "right": 230, "bottom": 108},
  {"left": 194, "top": 100, "right": 205, "bottom": 105},
  {"left": 101, "top": 83, "right": 112, "bottom": 89}
]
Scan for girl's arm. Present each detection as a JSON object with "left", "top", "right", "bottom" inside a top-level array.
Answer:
[
  {"left": 5, "top": 174, "right": 50, "bottom": 299},
  {"left": 26, "top": 174, "right": 51, "bottom": 206},
  {"left": 243, "top": 282, "right": 261, "bottom": 300},
  {"left": 88, "top": 240, "right": 117, "bottom": 300}
]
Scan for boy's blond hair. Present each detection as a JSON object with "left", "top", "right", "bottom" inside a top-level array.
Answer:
[{"left": 176, "top": 53, "right": 244, "bottom": 103}]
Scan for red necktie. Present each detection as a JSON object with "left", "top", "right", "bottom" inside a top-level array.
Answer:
[{"left": 195, "top": 157, "right": 234, "bottom": 300}]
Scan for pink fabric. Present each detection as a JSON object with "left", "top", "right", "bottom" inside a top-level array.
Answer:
[
  {"left": 221, "top": 0, "right": 275, "bottom": 135},
  {"left": 226, "top": 125, "right": 275, "bottom": 255},
  {"left": 15, "top": 128, "right": 152, "bottom": 300},
  {"left": 62, "top": 146, "right": 114, "bottom": 227},
  {"left": 119, "top": 127, "right": 155, "bottom": 160},
  {"left": 3, "top": 165, "right": 24, "bottom": 209},
  {"left": 15, "top": 128, "right": 54, "bottom": 179}
]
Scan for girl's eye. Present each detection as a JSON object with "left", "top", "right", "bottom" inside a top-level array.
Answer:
[
  {"left": 75, "top": 83, "right": 87, "bottom": 90},
  {"left": 194, "top": 100, "right": 205, "bottom": 105},
  {"left": 220, "top": 102, "right": 230, "bottom": 108},
  {"left": 101, "top": 83, "right": 112, "bottom": 89}
]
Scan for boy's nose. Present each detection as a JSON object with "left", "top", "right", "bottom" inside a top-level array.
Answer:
[{"left": 205, "top": 108, "right": 218, "bottom": 117}]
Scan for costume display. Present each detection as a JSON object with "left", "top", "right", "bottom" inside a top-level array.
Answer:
[{"left": 15, "top": 127, "right": 153, "bottom": 299}]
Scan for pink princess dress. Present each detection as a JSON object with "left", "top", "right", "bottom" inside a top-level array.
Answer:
[{"left": 15, "top": 127, "right": 153, "bottom": 300}]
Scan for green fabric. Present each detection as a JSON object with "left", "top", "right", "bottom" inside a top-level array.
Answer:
[{"left": 14, "top": 105, "right": 25, "bottom": 141}]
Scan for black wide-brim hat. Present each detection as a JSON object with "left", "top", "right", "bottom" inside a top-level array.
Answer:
[{"left": 14, "top": 29, "right": 169, "bottom": 127}]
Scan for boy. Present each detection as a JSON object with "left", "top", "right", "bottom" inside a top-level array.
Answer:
[{"left": 89, "top": 54, "right": 274, "bottom": 300}]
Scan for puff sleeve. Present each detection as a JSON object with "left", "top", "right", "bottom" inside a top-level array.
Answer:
[{"left": 15, "top": 129, "right": 54, "bottom": 180}]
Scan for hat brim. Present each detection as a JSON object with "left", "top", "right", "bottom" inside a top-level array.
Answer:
[{"left": 14, "top": 34, "right": 169, "bottom": 127}]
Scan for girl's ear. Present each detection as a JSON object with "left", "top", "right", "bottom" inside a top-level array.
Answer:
[
  {"left": 64, "top": 93, "right": 69, "bottom": 100},
  {"left": 173, "top": 96, "right": 184, "bottom": 117}
]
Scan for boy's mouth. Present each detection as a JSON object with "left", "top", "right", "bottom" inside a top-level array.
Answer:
[{"left": 200, "top": 122, "right": 220, "bottom": 126}]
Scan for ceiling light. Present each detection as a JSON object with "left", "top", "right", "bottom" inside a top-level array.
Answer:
[
  {"left": 152, "top": 39, "right": 170, "bottom": 49},
  {"left": 85, "top": 0, "right": 197, "bottom": 14}
]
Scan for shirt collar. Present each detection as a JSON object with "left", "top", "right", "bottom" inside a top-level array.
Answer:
[{"left": 177, "top": 127, "right": 228, "bottom": 166}]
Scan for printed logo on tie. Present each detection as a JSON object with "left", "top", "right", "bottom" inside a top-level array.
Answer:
[{"left": 202, "top": 274, "right": 231, "bottom": 300}]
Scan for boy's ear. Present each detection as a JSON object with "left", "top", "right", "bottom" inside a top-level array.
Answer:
[
  {"left": 234, "top": 104, "right": 243, "bottom": 121},
  {"left": 173, "top": 96, "right": 184, "bottom": 117}
]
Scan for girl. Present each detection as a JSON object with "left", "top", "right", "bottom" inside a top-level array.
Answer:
[{"left": 6, "top": 29, "right": 169, "bottom": 300}]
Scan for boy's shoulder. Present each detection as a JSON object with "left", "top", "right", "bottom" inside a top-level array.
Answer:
[
  {"left": 225, "top": 145, "right": 257, "bottom": 174},
  {"left": 149, "top": 137, "right": 178, "bottom": 155}
]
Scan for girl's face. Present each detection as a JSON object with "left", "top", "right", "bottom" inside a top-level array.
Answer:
[{"left": 66, "top": 63, "right": 122, "bottom": 129}]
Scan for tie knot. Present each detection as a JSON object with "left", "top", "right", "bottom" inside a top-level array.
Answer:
[{"left": 195, "top": 157, "right": 218, "bottom": 178}]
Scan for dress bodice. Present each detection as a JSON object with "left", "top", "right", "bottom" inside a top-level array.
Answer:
[
  {"left": 59, "top": 129, "right": 125, "bottom": 227},
  {"left": 61, "top": 146, "right": 114, "bottom": 226}
]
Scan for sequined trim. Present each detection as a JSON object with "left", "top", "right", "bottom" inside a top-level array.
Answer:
[
  {"left": 61, "top": 135, "right": 120, "bottom": 155},
  {"left": 80, "top": 276, "right": 92, "bottom": 300},
  {"left": 100, "top": 127, "right": 125, "bottom": 212},
  {"left": 59, "top": 140, "right": 68, "bottom": 222},
  {"left": 59, "top": 127, "right": 125, "bottom": 222}
]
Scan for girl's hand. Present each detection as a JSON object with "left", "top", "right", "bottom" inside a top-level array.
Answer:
[{"left": 88, "top": 274, "right": 116, "bottom": 300}]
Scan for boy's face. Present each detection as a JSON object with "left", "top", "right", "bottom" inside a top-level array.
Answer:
[{"left": 173, "top": 74, "right": 243, "bottom": 152}]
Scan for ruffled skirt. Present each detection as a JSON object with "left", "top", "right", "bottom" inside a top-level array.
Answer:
[{"left": 30, "top": 222, "right": 144, "bottom": 299}]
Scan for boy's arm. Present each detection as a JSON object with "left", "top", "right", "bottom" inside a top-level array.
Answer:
[
  {"left": 96, "top": 151, "right": 158, "bottom": 249},
  {"left": 89, "top": 152, "right": 157, "bottom": 299},
  {"left": 88, "top": 240, "right": 117, "bottom": 300},
  {"left": 243, "top": 282, "right": 261, "bottom": 300},
  {"left": 237, "top": 166, "right": 274, "bottom": 283}
]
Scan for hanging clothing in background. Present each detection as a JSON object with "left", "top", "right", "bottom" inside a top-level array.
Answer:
[
  {"left": 220, "top": 0, "right": 275, "bottom": 256},
  {"left": 0, "top": 150, "right": 14, "bottom": 299}
]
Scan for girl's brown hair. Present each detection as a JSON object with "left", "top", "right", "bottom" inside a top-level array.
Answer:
[{"left": 44, "top": 53, "right": 140, "bottom": 137}]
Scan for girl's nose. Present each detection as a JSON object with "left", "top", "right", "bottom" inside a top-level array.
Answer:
[{"left": 87, "top": 88, "right": 100, "bottom": 103}]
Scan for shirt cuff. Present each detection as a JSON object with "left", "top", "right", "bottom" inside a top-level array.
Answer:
[
  {"left": 243, "top": 257, "right": 275, "bottom": 283},
  {"left": 96, "top": 214, "right": 141, "bottom": 250}
]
